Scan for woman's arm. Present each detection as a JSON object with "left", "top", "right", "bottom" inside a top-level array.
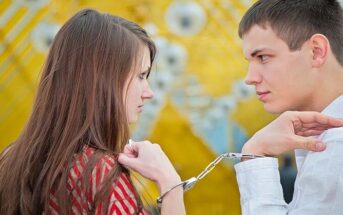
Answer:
[{"left": 118, "top": 141, "right": 186, "bottom": 215}]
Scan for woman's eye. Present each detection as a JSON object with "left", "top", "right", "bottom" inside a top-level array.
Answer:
[{"left": 139, "top": 73, "right": 146, "bottom": 80}]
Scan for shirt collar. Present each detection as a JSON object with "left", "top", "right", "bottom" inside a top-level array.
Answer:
[{"left": 321, "top": 95, "right": 343, "bottom": 118}]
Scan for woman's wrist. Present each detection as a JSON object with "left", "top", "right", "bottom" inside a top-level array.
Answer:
[
  {"left": 158, "top": 173, "right": 181, "bottom": 194},
  {"left": 156, "top": 177, "right": 184, "bottom": 206}
]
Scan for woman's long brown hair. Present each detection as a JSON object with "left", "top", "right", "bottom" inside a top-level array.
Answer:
[{"left": 0, "top": 9, "right": 156, "bottom": 214}]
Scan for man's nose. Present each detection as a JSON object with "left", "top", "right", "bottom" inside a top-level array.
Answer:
[{"left": 244, "top": 64, "right": 262, "bottom": 85}]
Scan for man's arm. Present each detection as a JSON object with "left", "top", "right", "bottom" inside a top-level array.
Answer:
[
  {"left": 235, "top": 157, "right": 288, "bottom": 215},
  {"left": 235, "top": 129, "right": 343, "bottom": 215},
  {"left": 233, "top": 112, "right": 343, "bottom": 215}
]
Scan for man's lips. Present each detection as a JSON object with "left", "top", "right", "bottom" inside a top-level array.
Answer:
[{"left": 256, "top": 91, "right": 270, "bottom": 101}]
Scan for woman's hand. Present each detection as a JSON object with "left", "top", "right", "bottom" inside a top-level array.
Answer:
[
  {"left": 242, "top": 111, "right": 343, "bottom": 156},
  {"left": 118, "top": 140, "right": 181, "bottom": 193}
]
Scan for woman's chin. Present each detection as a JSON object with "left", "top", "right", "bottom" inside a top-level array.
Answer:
[{"left": 128, "top": 115, "right": 138, "bottom": 124}]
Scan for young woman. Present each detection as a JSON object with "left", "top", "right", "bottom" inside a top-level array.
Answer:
[{"left": 0, "top": 9, "right": 184, "bottom": 215}]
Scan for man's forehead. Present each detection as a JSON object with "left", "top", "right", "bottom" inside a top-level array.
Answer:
[
  {"left": 242, "top": 25, "right": 280, "bottom": 55},
  {"left": 243, "top": 24, "right": 275, "bottom": 40}
]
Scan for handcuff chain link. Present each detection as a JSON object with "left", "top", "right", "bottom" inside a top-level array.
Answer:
[{"left": 196, "top": 153, "right": 229, "bottom": 180}]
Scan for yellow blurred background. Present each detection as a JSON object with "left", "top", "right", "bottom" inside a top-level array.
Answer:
[{"left": 0, "top": 0, "right": 275, "bottom": 214}]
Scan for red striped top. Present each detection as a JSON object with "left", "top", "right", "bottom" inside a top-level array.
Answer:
[{"left": 49, "top": 146, "right": 149, "bottom": 214}]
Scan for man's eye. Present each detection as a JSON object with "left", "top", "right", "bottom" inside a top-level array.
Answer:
[{"left": 258, "top": 55, "right": 269, "bottom": 62}]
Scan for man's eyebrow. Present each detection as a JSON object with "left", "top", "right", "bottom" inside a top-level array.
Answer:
[{"left": 251, "top": 48, "right": 265, "bottom": 58}]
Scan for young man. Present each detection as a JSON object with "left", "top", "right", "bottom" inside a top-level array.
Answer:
[{"left": 234, "top": 0, "right": 343, "bottom": 214}]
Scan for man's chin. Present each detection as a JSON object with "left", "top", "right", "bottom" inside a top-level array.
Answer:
[{"left": 263, "top": 103, "right": 285, "bottom": 115}]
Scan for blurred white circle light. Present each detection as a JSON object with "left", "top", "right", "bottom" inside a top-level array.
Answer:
[
  {"left": 232, "top": 79, "right": 255, "bottom": 100},
  {"left": 165, "top": 1, "right": 207, "bottom": 36},
  {"left": 32, "top": 22, "right": 61, "bottom": 53},
  {"left": 154, "top": 37, "right": 187, "bottom": 74}
]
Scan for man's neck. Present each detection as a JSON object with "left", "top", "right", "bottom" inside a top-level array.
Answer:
[
  {"left": 309, "top": 93, "right": 342, "bottom": 112},
  {"left": 303, "top": 66, "right": 343, "bottom": 112}
]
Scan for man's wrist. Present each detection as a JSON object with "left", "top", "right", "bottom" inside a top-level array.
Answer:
[
  {"left": 242, "top": 134, "right": 267, "bottom": 155},
  {"left": 241, "top": 139, "right": 267, "bottom": 161},
  {"left": 241, "top": 144, "right": 264, "bottom": 156}
]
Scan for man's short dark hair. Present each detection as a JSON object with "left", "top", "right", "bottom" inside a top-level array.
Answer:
[{"left": 239, "top": 0, "right": 343, "bottom": 65}]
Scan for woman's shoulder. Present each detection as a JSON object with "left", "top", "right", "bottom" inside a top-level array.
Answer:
[
  {"left": 76, "top": 145, "right": 118, "bottom": 168},
  {"left": 69, "top": 146, "right": 122, "bottom": 184},
  {"left": 81, "top": 147, "right": 143, "bottom": 213},
  {"left": 69, "top": 145, "right": 133, "bottom": 194},
  {"left": 62, "top": 146, "right": 142, "bottom": 214}
]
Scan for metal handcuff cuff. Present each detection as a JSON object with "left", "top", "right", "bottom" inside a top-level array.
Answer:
[
  {"left": 156, "top": 152, "right": 266, "bottom": 206},
  {"left": 126, "top": 140, "right": 265, "bottom": 206}
]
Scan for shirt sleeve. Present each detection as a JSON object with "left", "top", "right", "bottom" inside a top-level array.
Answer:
[
  {"left": 235, "top": 129, "right": 343, "bottom": 215},
  {"left": 234, "top": 157, "right": 288, "bottom": 215}
]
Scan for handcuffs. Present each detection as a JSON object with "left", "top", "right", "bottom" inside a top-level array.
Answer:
[
  {"left": 126, "top": 139, "right": 266, "bottom": 206},
  {"left": 156, "top": 152, "right": 266, "bottom": 206}
]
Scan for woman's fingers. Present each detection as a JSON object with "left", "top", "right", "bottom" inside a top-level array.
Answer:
[
  {"left": 118, "top": 153, "right": 139, "bottom": 168},
  {"left": 118, "top": 140, "right": 179, "bottom": 185}
]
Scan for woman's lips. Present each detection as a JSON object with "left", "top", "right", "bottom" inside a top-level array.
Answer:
[{"left": 137, "top": 105, "right": 144, "bottom": 112}]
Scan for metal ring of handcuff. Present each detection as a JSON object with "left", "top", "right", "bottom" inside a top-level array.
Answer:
[{"left": 156, "top": 152, "right": 266, "bottom": 206}]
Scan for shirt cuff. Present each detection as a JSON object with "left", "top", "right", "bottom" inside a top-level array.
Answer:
[{"left": 234, "top": 157, "right": 284, "bottom": 202}]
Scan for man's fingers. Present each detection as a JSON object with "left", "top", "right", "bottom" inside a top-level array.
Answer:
[
  {"left": 320, "top": 116, "right": 343, "bottom": 127},
  {"left": 295, "top": 111, "right": 343, "bottom": 126},
  {"left": 300, "top": 123, "right": 330, "bottom": 129},
  {"left": 293, "top": 136, "right": 326, "bottom": 152},
  {"left": 296, "top": 128, "right": 327, "bottom": 136}
]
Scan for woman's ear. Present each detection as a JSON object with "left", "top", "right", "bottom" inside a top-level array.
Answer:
[{"left": 310, "top": 34, "right": 330, "bottom": 68}]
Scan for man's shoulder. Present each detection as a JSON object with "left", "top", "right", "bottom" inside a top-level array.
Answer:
[{"left": 320, "top": 126, "right": 343, "bottom": 142}]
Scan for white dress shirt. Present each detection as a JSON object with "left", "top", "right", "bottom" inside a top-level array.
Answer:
[{"left": 234, "top": 95, "right": 343, "bottom": 215}]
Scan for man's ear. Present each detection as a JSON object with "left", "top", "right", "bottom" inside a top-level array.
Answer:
[{"left": 309, "top": 34, "right": 330, "bottom": 68}]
